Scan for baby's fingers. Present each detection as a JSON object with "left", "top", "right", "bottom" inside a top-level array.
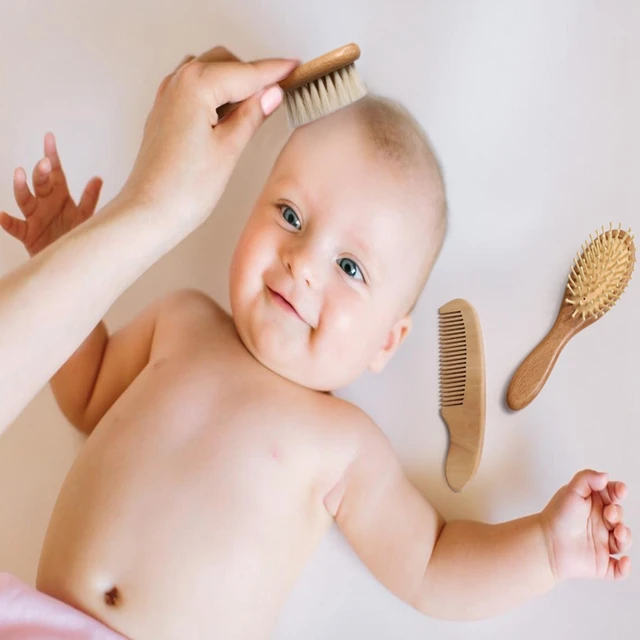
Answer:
[
  {"left": 600, "top": 481, "right": 627, "bottom": 507},
  {"left": 568, "top": 469, "right": 608, "bottom": 499},
  {"left": 0, "top": 211, "right": 27, "bottom": 242},
  {"left": 13, "top": 167, "right": 37, "bottom": 217},
  {"left": 77, "top": 177, "right": 103, "bottom": 220},
  {"left": 32, "top": 157, "right": 53, "bottom": 198},
  {"left": 603, "top": 504, "right": 624, "bottom": 531},
  {"left": 606, "top": 555, "right": 631, "bottom": 580},
  {"left": 44, "top": 132, "right": 62, "bottom": 171},
  {"left": 610, "top": 523, "right": 632, "bottom": 555}
]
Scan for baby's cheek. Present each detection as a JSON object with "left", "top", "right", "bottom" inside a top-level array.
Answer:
[
  {"left": 234, "top": 235, "right": 265, "bottom": 277},
  {"left": 324, "top": 300, "right": 369, "bottom": 354},
  {"left": 247, "top": 224, "right": 279, "bottom": 264}
]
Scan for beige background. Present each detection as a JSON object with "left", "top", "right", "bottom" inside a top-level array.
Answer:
[{"left": 0, "top": 1, "right": 638, "bottom": 638}]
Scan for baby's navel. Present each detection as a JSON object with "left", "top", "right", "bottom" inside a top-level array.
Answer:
[{"left": 104, "top": 586, "right": 121, "bottom": 607}]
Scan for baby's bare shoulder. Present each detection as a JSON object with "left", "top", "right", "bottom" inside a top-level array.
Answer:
[
  {"left": 313, "top": 394, "right": 386, "bottom": 459},
  {"left": 328, "top": 396, "right": 381, "bottom": 438},
  {"left": 315, "top": 397, "right": 400, "bottom": 514},
  {"left": 159, "top": 288, "right": 229, "bottom": 320},
  {"left": 159, "top": 288, "right": 224, "bottom": 314},
  {"left": 324, "top": 395, "right": 377, "bottom": 433},
  {"left": 152, "top": 288, "right": 232, "bottom": 343}
]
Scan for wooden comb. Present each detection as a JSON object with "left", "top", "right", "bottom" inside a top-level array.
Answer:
[
  {"left": 217, "top": 43, "right": 366, "bottom": 127},
  {"left": 438, "top": 299, "right": 486, "bottom": 492},
  {"left": 507, "top": 224, "right": 636, "bottom": 411}
]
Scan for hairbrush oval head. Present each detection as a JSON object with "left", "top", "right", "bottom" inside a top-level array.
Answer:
[{"left": 507, "top": 224, "right": 635, "bottom": 411}]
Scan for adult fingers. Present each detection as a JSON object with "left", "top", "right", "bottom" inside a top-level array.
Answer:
[
  {"left": 196, "top": 58, "right": 297, "bottom": 112},
  {"left": 215, "top": 85, "right": 283, "bottom": 160}
]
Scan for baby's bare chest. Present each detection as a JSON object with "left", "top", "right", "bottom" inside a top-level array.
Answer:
[
  {"left": 39, "top": 332, "right": 353, "bottom": 638},
  {"left": 90, "top": 329, "right": 350, "bottom": 501}
]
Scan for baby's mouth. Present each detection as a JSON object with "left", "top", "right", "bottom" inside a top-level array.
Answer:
[{"left": 267, "top": 286, "right": 305, "bottom": 323}]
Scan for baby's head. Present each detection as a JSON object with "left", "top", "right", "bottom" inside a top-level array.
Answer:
[{"left": 230, "top": 94, "right": 447, "bottom": 391}]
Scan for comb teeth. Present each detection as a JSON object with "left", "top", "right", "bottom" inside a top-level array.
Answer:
[
  {"left": 565, "top": 223, "right": 636, "bottom": 321},
  {"left": 439, "top": 310, "right": 467, "bottom": 408},
  {"left": 285, "top": 63, "right": 367, "bottom": 128}
]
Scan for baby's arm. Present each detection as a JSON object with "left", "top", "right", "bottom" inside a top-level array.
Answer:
[
  {"left": 328, "top": 421, "right": 631, "bottom": 620},
  {"left": 1, "top": 135, "right": 159, "bottom": 433},
  {"left": 50, "top": 301, "right": 162, "bottom": 433}
]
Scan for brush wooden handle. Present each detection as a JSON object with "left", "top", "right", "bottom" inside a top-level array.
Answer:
[
  {"left": 507, "top": 304, "right": 586, "bottom": 410},
  {"left": 507, "top": 225, "right": 634, "bottom": 411},
  {"left": 217, "top": 44, "right": 360, "bottom": 119},
  {"left": 279, "top": 43, "right": 360, "bottom": 92}
]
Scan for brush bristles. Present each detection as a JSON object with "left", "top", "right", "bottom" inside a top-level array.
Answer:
[
  {"left": 285, "top": 63, "right": 367, "bottom": 128},
  {"left": 439, "top": 310, "right": 467, "bottom": 408},
  {"left": 565, "top": 223, "right": 636, "bottom": 321}
]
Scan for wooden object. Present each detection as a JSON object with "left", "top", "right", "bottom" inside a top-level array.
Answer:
[
  {"left": 507, "top": 224, "right": 636, "bottom": 411},
  {"left": 217, "top": 44, "right": 365, "bottom": 125},
  {"left": 439, "top": 298, "right": 486, "bottom": 492},
  {"left": 279, "top": 43, "right": 360, "bottom": 93}
]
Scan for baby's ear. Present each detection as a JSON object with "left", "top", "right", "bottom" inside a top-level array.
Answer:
[{"left": 368, "top": 315, "right": 412, "bottom": 373}]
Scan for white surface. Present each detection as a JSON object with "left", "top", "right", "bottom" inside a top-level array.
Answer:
[{"left": 0, "top": 1, "right": 638, "bottom": 638}]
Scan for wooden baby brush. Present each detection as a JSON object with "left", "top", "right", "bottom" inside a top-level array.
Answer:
[
  {"left": 507, "top": 224, "right": 636, "bottom": 411},
  {"left": 217, "top": 43, "right": 367, "bottom": 127},
  {"left": 439, "top": 299, "right": 486, "bottom": 492}
]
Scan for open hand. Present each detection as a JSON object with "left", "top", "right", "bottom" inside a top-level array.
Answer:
[
  {"left": 541, "top": 469, "right": 631, "bottom": 581},
  {"left": 0, "top": 133, "right": 102, "bottom": 256}
]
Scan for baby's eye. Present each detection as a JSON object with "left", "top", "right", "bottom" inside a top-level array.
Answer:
[
  {"left": 280, "top": 205, "right": 301, "bottom": 230},
  {"left": 337, "top": 257, "right": 364, "bottom": 282}
]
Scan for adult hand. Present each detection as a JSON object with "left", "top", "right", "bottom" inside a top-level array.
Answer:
[
  {"left": 0, "top": 47, "right": 297, "bottom": 432},
  {"left": 121, "top": 46, "right": 298, "bottom": 230}
]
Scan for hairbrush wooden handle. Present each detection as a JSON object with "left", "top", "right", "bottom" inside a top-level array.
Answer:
[
  {"left": 279, "top": 43, "right": 360, "bottom": 92},
  {"left": 506, "top": 305, "right": 583, "bottom": 410},
  {"left": 217, "top": 43, "right": 360, "bottom": 119},
  {"left": 508, "top": 225, "right": 635, "bottom": 411}
]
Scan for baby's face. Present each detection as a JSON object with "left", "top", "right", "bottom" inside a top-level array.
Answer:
[{"left": 230, "top": 110, "right": 424, "bottom": 390}]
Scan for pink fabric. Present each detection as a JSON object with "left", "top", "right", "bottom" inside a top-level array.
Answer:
[{"left": 0, "top": 573, "right": 127, "bottom": 639}]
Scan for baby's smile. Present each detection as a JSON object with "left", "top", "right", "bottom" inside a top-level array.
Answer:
[{"left": 266, "top": 285, "right": 307, "bottom": 324}]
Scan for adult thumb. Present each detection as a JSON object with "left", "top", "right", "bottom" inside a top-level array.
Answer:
[{"left": 216, "top": 85, "right": 284, "bottom": 160}]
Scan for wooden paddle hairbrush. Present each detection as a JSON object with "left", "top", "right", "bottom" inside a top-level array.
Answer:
[
  {"left": 438, "top": 299, "right": 486, "bottom": 492},
  {"left": 507, "top": 224, "right": 636, "bottom": 411},
  {"left": 217, "top": 43, "right": 367, "bottom": 127}
]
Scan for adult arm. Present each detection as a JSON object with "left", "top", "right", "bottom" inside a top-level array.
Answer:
[{"left": 0, "top": 48, "right": 297, "bottom": 433}]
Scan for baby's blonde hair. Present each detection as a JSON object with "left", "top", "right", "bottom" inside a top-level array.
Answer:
[{"left": 351, "top": 94, "right": 448, "bottom": 312}]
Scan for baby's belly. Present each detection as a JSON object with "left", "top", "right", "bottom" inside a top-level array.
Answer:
[{"left": 36, "top": 366, "right": 333, "bottom": 640}]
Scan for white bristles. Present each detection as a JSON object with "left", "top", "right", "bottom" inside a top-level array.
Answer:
[{"left": 285, "top": 63, "right": 367, "bottom": 128}]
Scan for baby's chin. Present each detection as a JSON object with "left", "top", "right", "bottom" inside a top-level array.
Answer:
[
  {"left": 244, "top": 342, "right": 336, "bottom": 392},
  {"left": 233, "top": 321, "right": 358, "bottom": 393}
]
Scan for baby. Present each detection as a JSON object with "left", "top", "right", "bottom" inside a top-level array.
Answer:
[{"left": 0, "top": 95, "right": 631, "bottom": 639}]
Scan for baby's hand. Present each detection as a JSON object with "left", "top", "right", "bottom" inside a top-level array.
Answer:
[
  {"left": 0, "top": 133, "right": 102, "bottom": 256},
  {"left": 541, "top": 469, "right": 631, "bottom": 581}
]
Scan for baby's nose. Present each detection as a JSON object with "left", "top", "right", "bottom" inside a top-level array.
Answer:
[{"left": 283, "top": 246, "right": 320, "bottom": 289}]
